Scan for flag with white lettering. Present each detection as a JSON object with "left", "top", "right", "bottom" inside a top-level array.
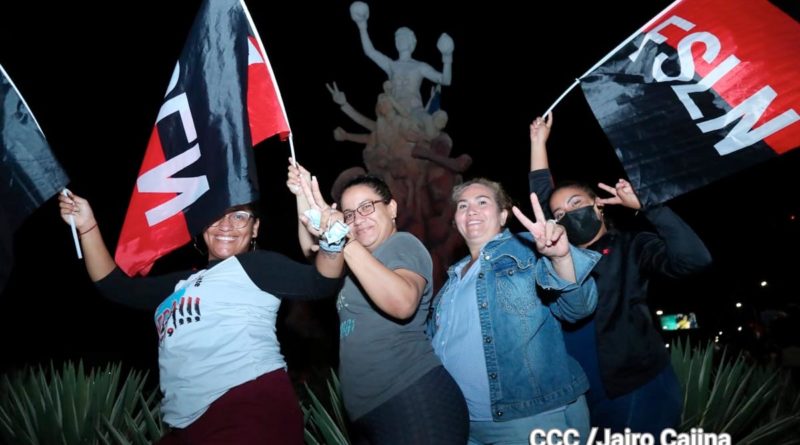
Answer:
[
  {"left": 581, "top": 0, "right": 799, "bottom": 206},
  {"left": 1, "top": 64, "right": 70, "bottom": 291},
  {"left": 115, "top": 0, "right": 290, "bottom": 276}
]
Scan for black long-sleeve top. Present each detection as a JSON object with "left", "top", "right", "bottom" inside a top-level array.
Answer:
[
  {"left": 530, "top": 169, "right": 711, "bottom": 397},
  {"left": 95, "top": 250, "right": 342, "bottom": 311}
]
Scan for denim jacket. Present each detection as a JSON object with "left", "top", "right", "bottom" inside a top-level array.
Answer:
[{"left": 430, "top": 229, "right": 601, "bottom": 421}]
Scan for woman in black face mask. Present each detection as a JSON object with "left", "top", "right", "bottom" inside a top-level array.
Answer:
[{"left": 527, "top": 113, "right": 712, "bottom": 435}]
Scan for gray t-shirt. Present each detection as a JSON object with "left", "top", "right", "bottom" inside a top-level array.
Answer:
[{"left": 337, "top": 232, "right": 441, "bottom": 420}]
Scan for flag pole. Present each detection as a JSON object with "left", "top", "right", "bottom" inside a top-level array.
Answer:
[
  {"left": 2, "top": 64, "right": 75, "bottom": 257},
  {"left": 62, "top": 189, "right": 83, "bottom": 259},
  {"left": 0, "top": 64, "right": 45, "bottom": 134},
  {"left": 543, "top": 0, "right": 683, "bottom": 115},
  {"left": 289, "top": 135, "right": 297, "bottom": 167}
]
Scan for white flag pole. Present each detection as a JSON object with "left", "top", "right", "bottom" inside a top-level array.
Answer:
[
  {"left": 3, "top": 64, "right": 79, "bottom": 259},
  {"left": 62, "top": 189, "right": 83, "bottom": 259},
  {"left": 543, "top": 0, "right": 683, "bottom": 116},
  {"left": 289, "top": 134, "right": 297, "bottom": 167}
]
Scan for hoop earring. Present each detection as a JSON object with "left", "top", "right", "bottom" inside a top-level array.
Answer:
[{"left": 193, "top": 236, "right": 207, "bottom": 256}]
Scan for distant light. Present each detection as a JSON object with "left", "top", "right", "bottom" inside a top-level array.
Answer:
[
  {"left": 656, "top": 310, "right": 664, "bottom": 316},
  {"left": 791, "top": 214, "right": 796, "bottom": 221},
  {"left": 715, "top": 336, "right": 719, "bottom": 343},
  {"left": 719, "top": 331, "right": 723, "bottom": 336},
  {"left": 738, "top": 326, "right": 743, "bottom": 332},
  {"left": 736, "top": 302, "right": 742, "bottom": 308},
  {"left": 760, "top": 281, "right": 768, "bottom": 287},
  {"left": 665, "top": 343, "right": 670, "bottom": 348}
]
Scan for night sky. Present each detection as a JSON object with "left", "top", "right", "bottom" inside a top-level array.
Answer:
[{"left": 1, "top": 0, "right": 798, "bottom": 376}]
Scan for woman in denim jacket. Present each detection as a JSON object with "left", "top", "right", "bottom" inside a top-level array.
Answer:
[{"left": 430, "top": 178, "right": 601, "bottom": 444}]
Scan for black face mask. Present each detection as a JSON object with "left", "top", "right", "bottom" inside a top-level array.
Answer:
[{"left": 559, "top": 205, "right": 602, "bottom": 245}]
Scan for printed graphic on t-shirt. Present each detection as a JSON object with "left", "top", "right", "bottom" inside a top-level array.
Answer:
[
  {"left": 337, "top": 290, "right": 355, "bottom": 338},
  {"left": 336, "top": 290, "right": 347, "bottom": 312},
  {"left": 155, "top": 287, "right": 202, "bottom": 342},
  {"left": 340, "top": 318, "right": 355, "bottom": 339}
]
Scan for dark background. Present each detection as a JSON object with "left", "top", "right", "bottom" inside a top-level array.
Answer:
[{"left": 1, "top": 1, "right": 798, "bottom": 377}]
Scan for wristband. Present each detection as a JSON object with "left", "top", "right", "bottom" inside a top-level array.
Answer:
[{"left": 79, "top": 223, "right": 98, "bottom": 236}]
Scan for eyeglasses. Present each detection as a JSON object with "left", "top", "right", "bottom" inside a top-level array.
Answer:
[
  {"left": 343, "top": 200, "right": 385, "bottom": 224},
  {"left": 209, "top": 211, "right": 255, "bottom": 229}
]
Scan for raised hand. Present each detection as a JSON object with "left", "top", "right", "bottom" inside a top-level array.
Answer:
[
  {"left": 333, "top": 127, "right": 347, "bottom": 141},
  {"left": 512, "top": 192, "right": 570, "bottom": 259},
  {"left": 437, "top": 33, "right": 454, "bottom": 56},
  {"left": 286, "top": 158, "right": 312, "bottom": 197},
  {"left": 298, "top": 174, "right": 344, "bottom": 239},
  {"left": 58, "top": 191, "right": 96, "bottom": 233},
  {"left": 529, "top": 112, "right": 552, "bottom": 148},
  {"left": 326, "top": 82, "right": 347, "bottom": 106},
  {"left": 597, "top": 179, "right": 641, "bottom": 210},
  {"left": 350, "top": 1, "right": 369, "bottom": 24}
]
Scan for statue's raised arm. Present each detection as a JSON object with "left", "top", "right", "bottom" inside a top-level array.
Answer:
[
  {"left": 350, "top": 1, "right": 454, "bottom": 114},
  {"left": 350, "top": 2, "right": 392, "bottom": 75}
]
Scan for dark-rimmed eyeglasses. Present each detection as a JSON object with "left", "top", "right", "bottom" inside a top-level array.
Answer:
[
  {"left": 209, "top": 211, "right": 255, "bottom": 229},
  {"left": 343, "top": 200, "right": 385, "bottom": 224}
]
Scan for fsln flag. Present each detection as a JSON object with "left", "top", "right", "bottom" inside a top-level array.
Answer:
[
  {"left": 0, "top": 64, "right": 70, "bottom": 232},
  {"left": 581, "top": 0, "right": 799, "bottom": 206},
  {"left": 115, "top": 0, "right": 290, "bottom": 276}
]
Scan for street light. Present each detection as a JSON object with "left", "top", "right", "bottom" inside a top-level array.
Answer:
[{"left": 736, "top": 302, "right": 742, "bottom": 308}]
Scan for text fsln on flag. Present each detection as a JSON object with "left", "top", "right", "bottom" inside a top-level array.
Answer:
[{"left": 580, "top": 0, "right": 799, "bottom": 206}]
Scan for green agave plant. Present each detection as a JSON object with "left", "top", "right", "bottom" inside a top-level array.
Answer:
[
  {"left": 302, "top": 369, "right": 351, "bottom": 445},
  {"left": 0, "top": 361, "right": 164, "bottom": 445},
  {"left": 671, "top": 339, "right": 800, "bottom": 444},
  {"left": 301, "top": 344, "right": 800, "bottom": 444}
]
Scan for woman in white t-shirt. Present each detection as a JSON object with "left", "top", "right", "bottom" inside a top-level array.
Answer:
[{"left": 59, "top": 191, "right": 344, "bottom": 444}]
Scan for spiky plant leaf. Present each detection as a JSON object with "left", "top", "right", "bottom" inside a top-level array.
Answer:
[
  {"left": 302, "top": 371, "right": 351, "bottom": 445},
  {"left": 671, "top": 341, "right": 800, "bottom": 444},
  {"left": 0, "top": 361, "right": 164, "bottom": 444}
]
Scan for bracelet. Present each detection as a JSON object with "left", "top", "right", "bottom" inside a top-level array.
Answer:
[
  {"left": 79, "top": 223, "right": 98, "bottom": 236},
  {"left": 319, "top": 238, "right": 345, "bottom": 253}
]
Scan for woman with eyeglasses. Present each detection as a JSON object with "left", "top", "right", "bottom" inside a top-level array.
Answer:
[
  {"left": 58, "top": 191, "right": 344, "bottom": 444},
  {"left": 528, "top": 113, "right": 711, "bottom": 433},
  {"left": 288, "top": 164, "right": 469, "bottom": 445}
]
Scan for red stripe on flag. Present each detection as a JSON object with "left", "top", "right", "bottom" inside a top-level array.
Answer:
[
  {"left": 247, "top": 36, "right": 289, "bottom": 145},
  {"left": 647, "top": 0, "right": 800, "bottom": 154},
  {"left": 115, "top": 128, "right": 191, "bottom": 276}
]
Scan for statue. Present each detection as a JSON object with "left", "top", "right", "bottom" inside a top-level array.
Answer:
[
  {"left": 349, "top": 1, "right": 453, "bottom": 116},
  {"left": 329, "top": 2, "right": 468, "bottom": 289}
]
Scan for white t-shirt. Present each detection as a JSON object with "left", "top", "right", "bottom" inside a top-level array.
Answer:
[{"left": 155, "top": 256, "right": 284, "bottom": 427}]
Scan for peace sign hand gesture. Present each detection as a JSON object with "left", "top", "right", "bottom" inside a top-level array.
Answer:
[
  {"left": 512, "top": 192, "right": 570, "bottom": 259},
  {"left": 298, "top": 174, "right": 347, "bottom": 241},
  {"left": 596, "top": 179, "right": 641, "bottom": 210}
]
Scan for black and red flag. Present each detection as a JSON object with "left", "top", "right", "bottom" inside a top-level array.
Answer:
[
  {"left": 1, "top": 64, "right": 70, "bottom": 292},
  {"left": 115, "top": 0, "right": 290, "bottom": 276},
  {"left": 580, "top": 0, "right": 799, "bottom": 206}
]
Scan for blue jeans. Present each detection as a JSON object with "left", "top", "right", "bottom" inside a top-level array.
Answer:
[
  {"left": 467, "top": 395, "right": 589, "bottom": 445},
  {"left": 590, "top": 365, "right": 682, "bottom": 434}
]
